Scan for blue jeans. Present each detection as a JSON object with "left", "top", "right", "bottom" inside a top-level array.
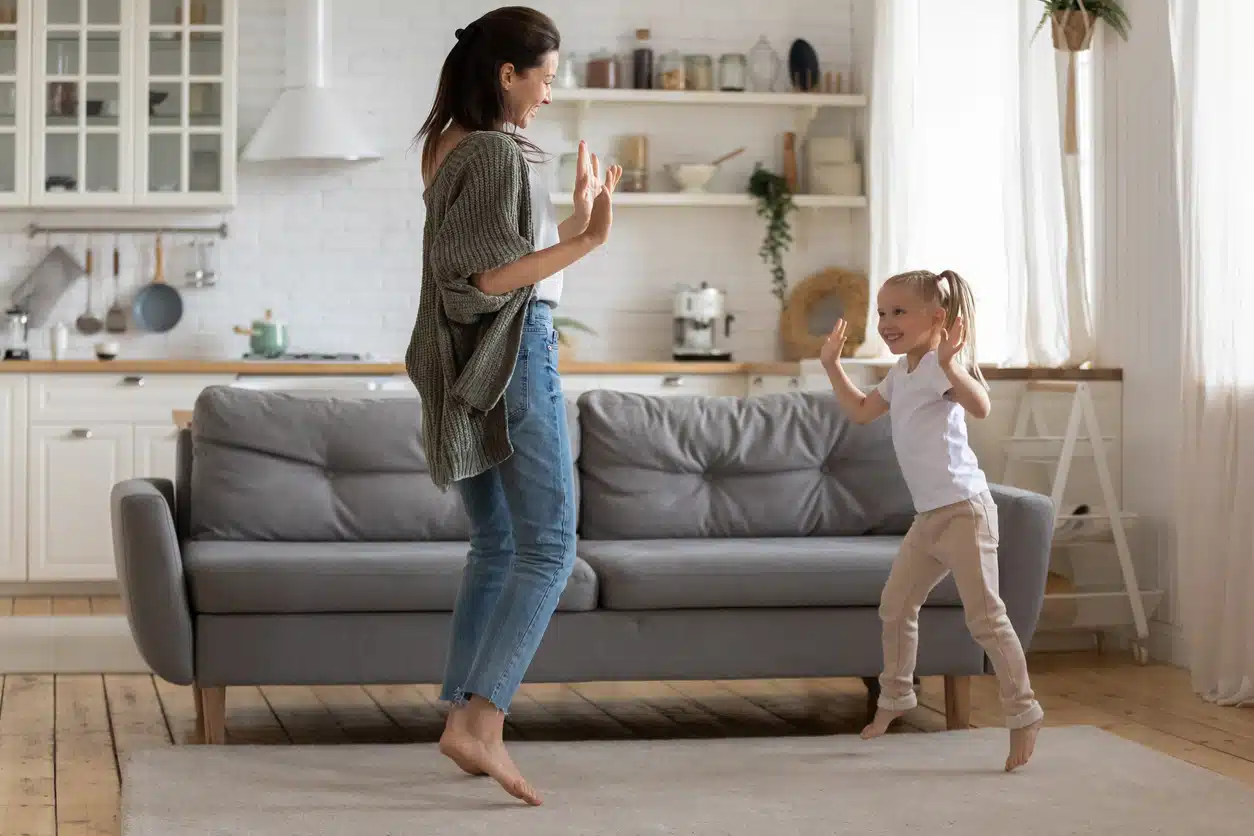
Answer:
[{"left": 440, "top": 300, "right": 577, "bottom": 713}]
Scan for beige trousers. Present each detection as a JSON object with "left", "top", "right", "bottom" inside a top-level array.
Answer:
[{"left": 877, "top": 490, "right": 1044, "bottom": 730}]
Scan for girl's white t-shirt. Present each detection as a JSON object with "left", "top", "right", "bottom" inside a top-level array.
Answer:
[{"left": 875, "top": 351, "right": 988, "bottom": 513}]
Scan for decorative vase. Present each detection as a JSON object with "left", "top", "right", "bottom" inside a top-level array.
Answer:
[{"left": 1051, "top": 9, "right": 1097, "bottom": 52}]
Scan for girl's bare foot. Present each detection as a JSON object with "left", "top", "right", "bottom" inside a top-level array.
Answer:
[
  {"left": 1006, "top": 719, "right": 1041, "bottom": 771},
  {"left": 860, "top": 707, "right": 905, "bottom": 739},
  {"left": 438, "top": 696, "right": 541, "bottom": 805}
]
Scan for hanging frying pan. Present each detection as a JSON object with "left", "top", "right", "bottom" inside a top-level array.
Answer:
[{"left": 131, "top": 234, "right": 184, "bottom": 333}]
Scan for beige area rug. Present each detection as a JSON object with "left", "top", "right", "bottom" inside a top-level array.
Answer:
[{"left": 122, "top": 726, "right": 1252, "bottom": 835}]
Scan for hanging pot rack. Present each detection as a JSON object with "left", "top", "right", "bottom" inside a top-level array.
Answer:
[{"left": 25, "top": 222, "right": 230, "bottom": 239}]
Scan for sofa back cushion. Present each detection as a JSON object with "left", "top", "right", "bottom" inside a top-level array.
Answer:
[
  {"left": 188, "top": 386, "right": 582, "bottom": 542},
  {"left": 188, "top": 386, "right": 466, "bottom": 541},
  {"left": 576, "top": 390, "right": 914, "bottom": 539}
]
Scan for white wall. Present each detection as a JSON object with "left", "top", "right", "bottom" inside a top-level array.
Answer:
[
  {"left": 1094, "top": 0, "right": 1185, "bottom": 663},
  {"left": 0, "top": 0, "right": 873, "bottom": 362}
]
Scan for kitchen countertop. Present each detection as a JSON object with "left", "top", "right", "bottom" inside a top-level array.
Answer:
[{"left": 0, "top": 358, "right": 1123, "bottom": 380}]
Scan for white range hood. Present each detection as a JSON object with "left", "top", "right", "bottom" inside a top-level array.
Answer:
[{"left": 240, "top": 0, "right": 380, "bottom": 163}]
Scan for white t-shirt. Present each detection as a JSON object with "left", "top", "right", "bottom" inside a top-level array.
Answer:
[
  {"left": 875, "top": 351, "right": 988, "bottom": 513},
  {"left": 528, "top": 163, "right": 563, "bottom": 305}
]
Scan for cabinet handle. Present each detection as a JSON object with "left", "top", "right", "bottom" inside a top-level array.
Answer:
[
  {"left": 752, "top": 376, "right": 763, "bottom": 385},
  {"left": 662, "top": 375, "right": 683, "bottom": 387},
  {"left": 122, "top": 376, "right": 145, "bottom": 387},
  {"left": 70, "top": 428, "right": 93, "bottom": 439},
  {"left": 788, "top": 377, "right": 799, "bottom": 388}
]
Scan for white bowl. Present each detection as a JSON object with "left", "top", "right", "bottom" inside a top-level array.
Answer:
[{"left": 665, "top": 163, "right": 717, "bottom": 193}]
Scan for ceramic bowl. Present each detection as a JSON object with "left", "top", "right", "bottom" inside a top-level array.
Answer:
[
  {"left": 665, "top": 163, "right": 717, "bottom": 193},
  {"left": 94, "top": 340, "right": 119, "bottom": 361}
]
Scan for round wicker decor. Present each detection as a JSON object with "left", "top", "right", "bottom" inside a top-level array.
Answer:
[{"left": 779, "top": 267, "right": 869, "bottom": 361}]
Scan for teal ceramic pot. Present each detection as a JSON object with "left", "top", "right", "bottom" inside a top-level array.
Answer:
[{"left": 233, "top": 309, "right": 288, "bottom": 357}]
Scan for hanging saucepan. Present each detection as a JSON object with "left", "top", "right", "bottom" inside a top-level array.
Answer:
[{"left": 131, "top": 234, "right": 184, "bottom": 333}]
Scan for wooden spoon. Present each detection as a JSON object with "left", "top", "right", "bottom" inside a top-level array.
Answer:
[{"left": 709, "top": 147, "right": 747, "bottom": 167}]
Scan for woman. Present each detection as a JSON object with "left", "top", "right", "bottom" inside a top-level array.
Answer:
[{"left": 404, "top": 6, "right": 621, "bottom": 806}]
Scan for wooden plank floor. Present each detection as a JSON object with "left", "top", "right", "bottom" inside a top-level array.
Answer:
[{"left": 1, "top": 653, "right": 1253, "bottom": 834}]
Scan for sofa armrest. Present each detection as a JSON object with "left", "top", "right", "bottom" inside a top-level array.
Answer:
[
  {"left": 110, "top": 477, "right": 195, "bottom": 685},
  {"left": 988, "top": 483, "right": 1054, "bottom": 661}
]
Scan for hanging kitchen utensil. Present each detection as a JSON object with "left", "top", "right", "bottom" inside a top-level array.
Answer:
[
  {"left": 131, "top": 234, "right": 184, "bottom": 333},
  {"left": 75, "top": 245, "right": 103, "bottom": 335},
  {"left": 105, "top": 241, "right": 127, "bottom": 333},
  {"left": 9, "top": 243, "right": 86, "bottom": 328}
]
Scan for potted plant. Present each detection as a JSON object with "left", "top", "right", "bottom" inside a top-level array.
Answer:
[
  {"left": 1033, "top": 0, "right": 1130, "bottom": 51},
  {"left": 747, "top": 164, "right": 797, "bottom": 308},
  {"left": 552, "top": 316, "right": 595, "bottom": 351}
]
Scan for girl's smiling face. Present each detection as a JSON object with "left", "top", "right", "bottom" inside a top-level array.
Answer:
[{"left": 876, "top": 282, "right": 944, "bottom": 355}]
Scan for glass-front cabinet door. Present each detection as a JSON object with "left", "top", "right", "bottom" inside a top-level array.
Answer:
[
  {"left": 32, "top": 0, "right": 132, "bottom": 205},
  {"left": 0, "top": 0, "right": 29, "bottom": 205},
  {"left": 137, "top": 0, "right": 234, "bottom": 206}
]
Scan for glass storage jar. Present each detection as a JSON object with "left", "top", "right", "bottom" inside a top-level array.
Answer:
[
  {"left": 658, "top": 50, "right": 685, "bottom": 90},
  {"left": 718, "top": 53, "right": 746, "bottom": 91},
  {"left": 684, "top": 55, "right": 714, "bottom": 91}
]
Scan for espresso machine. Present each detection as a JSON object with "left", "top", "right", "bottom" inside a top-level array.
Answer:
[
  {"left": 3, "top": 307, "right": 30, "bottom": 361},
  {"left": 672, "top": 282, "right": 735, "bottom": 362}
]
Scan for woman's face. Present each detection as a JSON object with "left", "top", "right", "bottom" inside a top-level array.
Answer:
[{"left": 502, "top": 50, "right": 558, "bottom": 129}]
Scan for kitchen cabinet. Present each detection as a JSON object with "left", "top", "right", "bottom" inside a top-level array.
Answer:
[
  {"left": 23, "top": 371, "right": 232, "bottom": 581},
  {"left": 8, "top": 0, "right": 236, "bottom": 208},
  {"left": 564, "top": 373, "right": 747, "bottom": 398},
  {"left": 747, "top": 374, "right": 801, "bottom": 396},
  {"left": 0, "top": 376, "right": 27, "bottom": 581},
  {"left": 28, "top": 421, "right": 132, "bottom": 580}
]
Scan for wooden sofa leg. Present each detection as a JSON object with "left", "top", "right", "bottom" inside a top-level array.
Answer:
[
  {"left": 198, "top": 686, "right": 227, "bottom": 744},
  {"left": 193, "top": 685, "right": 205, "bottom": 743},
  {"left": 944, "top": 675, "right": 971, "bottom": 730}
]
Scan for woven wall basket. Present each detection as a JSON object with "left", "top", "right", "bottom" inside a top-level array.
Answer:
[
  {"left": 779, "top": 267, "right": 869, "bottom": 361},
  {"left": 1052, "top": 9, "right": 1097, "bottom": 52}
]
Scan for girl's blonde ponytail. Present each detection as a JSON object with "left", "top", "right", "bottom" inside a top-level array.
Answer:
[{"left": 936, "top": 269, "right": 987, "bottom": 389}]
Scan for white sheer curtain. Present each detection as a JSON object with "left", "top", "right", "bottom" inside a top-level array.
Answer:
[
  {"left": 1168, "top": 0, "right": 1254, "bottom": 706},
  {"left": 865, "top": 0, "right": 1094, "bottom": 366}
]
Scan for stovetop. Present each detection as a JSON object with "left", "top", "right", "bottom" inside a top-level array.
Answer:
[{"left": 241, "top": 352, "right": 367, "bottom": 362}]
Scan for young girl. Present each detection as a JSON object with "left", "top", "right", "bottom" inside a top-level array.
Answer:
[{"left": 820, "top": 269, "right": 1044, "bottom": 772}]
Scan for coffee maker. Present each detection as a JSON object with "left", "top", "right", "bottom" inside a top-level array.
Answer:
[
  {"left": 3, "top": 307, "right": 30, "bottom": 361},
  {"left": 672, "top": 282, "right": 734, "bottom": 362}
]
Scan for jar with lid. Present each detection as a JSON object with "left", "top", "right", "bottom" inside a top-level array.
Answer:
[
  {"left": 658, "top": 50, "right": 685, "bottom": 91},
  {"left": 555, "top": 52, "right": 578, "bottom": 89},
  {"left": 684, "top": 55, "right": 714, "bottom": 91},
  {"left": 585, "top": 50, "right": 617, "bottom": 89},
  {"left": 747, "top": 35, "right": 781, "bottom": 93},
  {"left": 718, "top": 53, "right": 746, "bottom": 91},
  {"left": 631, "top": 28, "right": 654, "bottom": 89}
]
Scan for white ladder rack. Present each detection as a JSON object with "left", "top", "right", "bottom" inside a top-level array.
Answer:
[{"left": 1001, "top": 381, "right": 1155, "bottom": 664}]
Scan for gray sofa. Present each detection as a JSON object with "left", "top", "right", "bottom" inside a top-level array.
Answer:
[{"left": 110, "top": 385, "right": 1053, "bottom": 744}]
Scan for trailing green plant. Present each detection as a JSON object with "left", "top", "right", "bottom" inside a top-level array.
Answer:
[
  {"left": 552, "top": 316, "right": 595, "bottom": 347},
  {"left": 1033, "top": 0, "right": 1130, "bottom": 42},
  {"left": 747, "top": 164, "right": 797, "bottom": 307}
]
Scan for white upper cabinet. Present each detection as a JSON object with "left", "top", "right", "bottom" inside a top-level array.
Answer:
[{"left": 8, "top": 0, "right": 235, "bottom": 209}]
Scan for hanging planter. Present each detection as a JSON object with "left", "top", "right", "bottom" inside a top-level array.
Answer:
[{"left": 1033, "top": 1, "right": 1130, "bottom": 52}]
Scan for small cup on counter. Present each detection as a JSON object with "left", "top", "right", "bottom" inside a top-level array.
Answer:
[{"left": 94, "top": 340, "right": 120, "bottom": 361}]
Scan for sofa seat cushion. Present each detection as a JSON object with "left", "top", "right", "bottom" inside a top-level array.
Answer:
[
  {"left": 577, "top": 538, "right": 962, "bottom": 610},
  {"left": 184, "top": 541, "right": 598, "bottom": 614}
]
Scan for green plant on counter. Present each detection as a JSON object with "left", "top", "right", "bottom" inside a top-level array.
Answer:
[
  {"left": 748, "top": 164, "right": 797, "bottom": 308},
  {"left": 1033, "top": 0, "right": 1130, "bottom": 43},
  {"left": 552, "top": 316, "right": 595, "bottom": 347}
]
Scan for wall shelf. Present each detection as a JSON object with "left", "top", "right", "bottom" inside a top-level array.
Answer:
[
  {"left": 551, "top": 192, "right": 867, "bottom": 209},
  {"left": 553, "top": 88, "right": 868, "bottom": 108},
  {"left": 548, "top": 87, "right": 866, "bottom": 139}
]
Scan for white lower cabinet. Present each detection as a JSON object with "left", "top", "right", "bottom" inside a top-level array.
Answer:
[
  {"left": 1, "top": 377, "right": 27, "bottom": 581},
  {"left": 21, "top": 373, "right": 233, "bottom": 582},
  {"left": 133, "top": 423, "right": 182, "bottom": 485},
  {"left": 28, "top": 423, "right": 135, "bottom": 581}
]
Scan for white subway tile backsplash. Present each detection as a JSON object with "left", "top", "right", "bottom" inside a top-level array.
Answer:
[{"left": 0, "top": 0, "right": 870, "bottom": 362}]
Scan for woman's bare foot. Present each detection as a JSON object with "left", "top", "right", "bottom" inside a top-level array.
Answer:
[
  {"left": 1006, "top": 719, "right": 1042, "bottom": 772},
  {"left": 439, "top": 707, "right": 485, "bottom": 777},
  {"left": 438, "top": 696, "right": 541, "bottom": 805},
  {"left": 860, "top": 707, "right": 905, "bottom": 739}
]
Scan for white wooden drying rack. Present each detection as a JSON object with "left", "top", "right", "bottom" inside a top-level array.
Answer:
[{"left": 1001, "top": 381, "right": 1157, "bottom": 664}]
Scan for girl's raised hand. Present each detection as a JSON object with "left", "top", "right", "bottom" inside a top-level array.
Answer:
[
  {"left": 820, "top": 319, "right": 848, "bottom": 368},
  {"left": 938, "top": 314, "right": 966, "bottom": 369}
]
